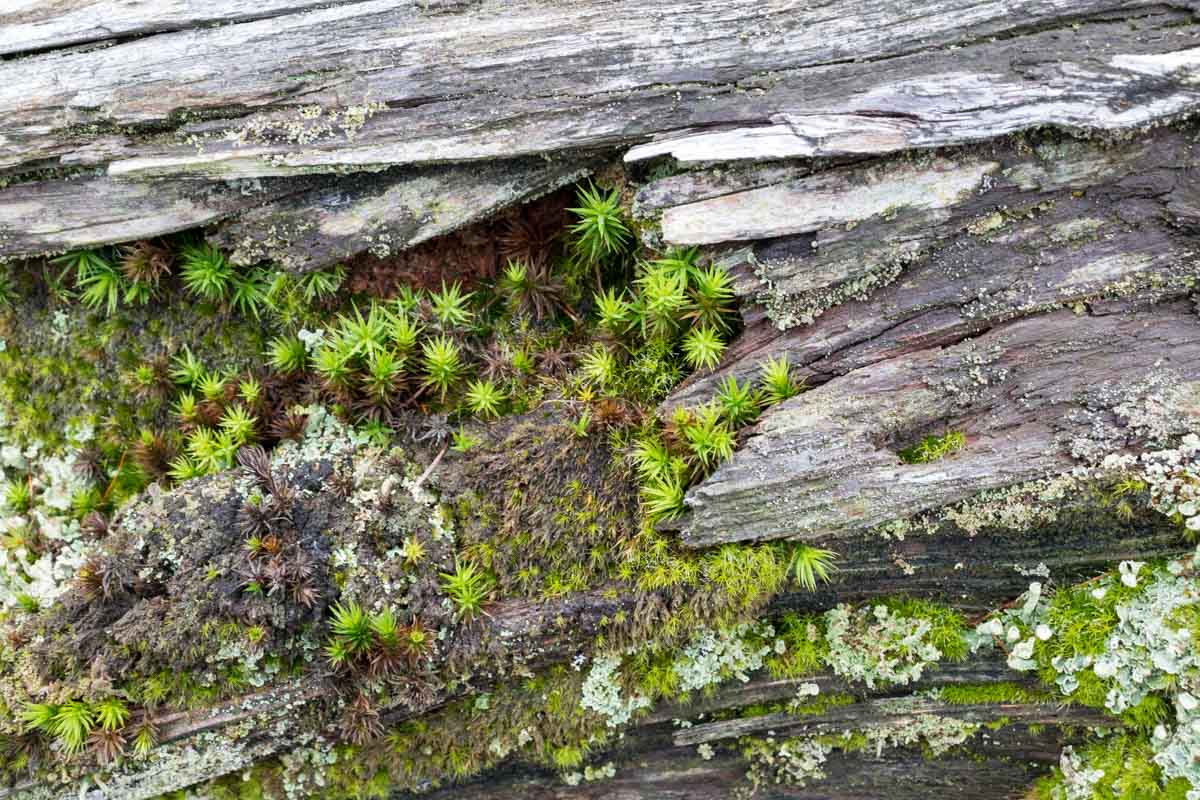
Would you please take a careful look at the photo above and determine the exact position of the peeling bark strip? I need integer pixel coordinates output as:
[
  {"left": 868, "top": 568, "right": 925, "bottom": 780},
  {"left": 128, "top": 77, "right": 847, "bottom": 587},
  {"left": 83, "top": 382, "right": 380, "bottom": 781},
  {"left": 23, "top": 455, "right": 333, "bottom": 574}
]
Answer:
[
  {"left": 6, "top": 1, "right": 1195, "bottom": 179},
  {"left": 677, "top": 302, "right": 1200, "bottom": 548},
  {"left": 209, "top": 155, "right": 596, "bottom": 270},
  {"left": 0, "top": 158, "right": 591, "bottom": 265},
  {"left": 0, "top": 174, "right": 324, "bottom": 256},
  {"left": 661, "top": 156, "right": 1000, "bottom": 244},
  {"left": 663, "top": 126, "right": 1200, "bottom": 406},
  {"left": 623, "top": 47, "right": 1200, "bottom": 167}
]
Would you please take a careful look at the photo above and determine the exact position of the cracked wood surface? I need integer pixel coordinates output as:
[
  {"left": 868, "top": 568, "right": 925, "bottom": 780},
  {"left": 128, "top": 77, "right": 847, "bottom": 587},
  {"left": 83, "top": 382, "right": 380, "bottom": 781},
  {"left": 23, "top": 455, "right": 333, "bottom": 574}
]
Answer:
[
  {"left": 656, "top": 128, "right": 1200, "bottom": 340},
  {"left": 409, "top": 732, "right": 1080, "bottom": 800},
  {"left": 674, "top": 695, "right": 1109, "bottom": 747},
  {"left": 208, "top": 155, "right": 595, "bottom": 270},
  {"left": 675, "top": 300, "right": 1200, "bottom": 548},
  {"left": 3, "top": 1, "right": 1200, "bottom": 265},
  {"left": 5, "top": 1, "right": 1194, "bottom": 178},
  {"left": 0, "top": 157, "right": 588, "bottom": 267},
  {"left": 653, "top": 127, "right": 1200, "bottom": 550},
  {"left": 405, "top": 650, "right": 1102, "bottom": 799},
  {"left": 0, "top": 1, "right": 377, "bottom": 56}
]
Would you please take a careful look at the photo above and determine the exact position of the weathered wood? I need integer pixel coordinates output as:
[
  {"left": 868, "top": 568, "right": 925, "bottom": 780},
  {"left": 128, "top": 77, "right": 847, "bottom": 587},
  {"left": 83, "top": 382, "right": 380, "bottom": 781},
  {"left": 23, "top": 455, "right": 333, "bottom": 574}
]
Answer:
[
  {"left": 657, "top": 128, "right": 1200, "bottom": 342},
  {"left": 5, "top": 3, "right": 1200, "bottom": 799},
  {"left": 675, "top": 301, "right": 1200, "bottom": 547},
  {"left": 0, "top": 173, "right": 323, "bottom": 256},
  {"left": 0, "top": 157, "right": 591, "bottom": 265},
  {"left": 771, "top": 506, "right": 1184, "bottom": 614},
  {"left": 659, "top": 156, "right": 999, "bottom": 245},
  {"left": 656, "top": 128, "right": 1200, "bottom": 552},
  {"left": 623, "top": 43, "right": 1200, "bottom": 167},
  {"left": 5, "top": 1, "right": 1192, "bottom": 179},
  {"left": 406, "top": 730, "right": 1079, "bottom": 800},
  {"left": 675, "top": 696, "right": 1109, "bottom": 747},
  {"left": 4, "top": 2, "right": 1200, "bottom": 266},
  {"left": 645, "top": 654, "right": 1039, "bottom": 727},
  {"left": 210, "top": 155, "right": 595, "bottom": 270},
  {"left": 0, "top": 1, "right": 374, "bottom": 56},
  {"left": 662, "top": 155, "right": 998, "bottom": 244}
]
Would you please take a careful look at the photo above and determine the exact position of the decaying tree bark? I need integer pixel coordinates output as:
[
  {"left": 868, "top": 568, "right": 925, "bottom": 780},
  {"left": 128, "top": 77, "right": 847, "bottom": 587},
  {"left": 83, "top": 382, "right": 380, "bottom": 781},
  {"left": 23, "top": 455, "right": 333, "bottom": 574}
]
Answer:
[
  {"left": 4, "top": 0, "right": 1200, "bottom": 263},
  {"left": 3, "top": 1, "right": 1200, "bottom": 799}
]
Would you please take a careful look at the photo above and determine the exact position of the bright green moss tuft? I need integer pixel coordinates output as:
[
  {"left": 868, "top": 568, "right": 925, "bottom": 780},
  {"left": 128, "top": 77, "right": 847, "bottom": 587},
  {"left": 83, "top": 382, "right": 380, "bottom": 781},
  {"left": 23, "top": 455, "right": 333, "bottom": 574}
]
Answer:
[
  {"left": 765, "top": 613, "right": 829, "bottom": 679},
  {"left": 899, "top": 431, "right": 967, "bottom": 464},
  {"left": 879, "top": 597, "right": 970, "bottom": 662},
  {"left": 936, "top": 682, "right": 1054, "bottom": 705}
]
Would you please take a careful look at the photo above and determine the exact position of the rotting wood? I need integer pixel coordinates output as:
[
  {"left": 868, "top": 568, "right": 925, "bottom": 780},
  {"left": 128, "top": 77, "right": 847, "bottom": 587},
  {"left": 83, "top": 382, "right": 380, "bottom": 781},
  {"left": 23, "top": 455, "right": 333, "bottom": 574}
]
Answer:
[
  {"left": 3, "top": 3, "right": 1200, "bottom": 798},
  {"left": 674, "top": 301, "right": 1200, "bottom": 548},
  {"left": 3, "top": 2, "right": 1200, "bottom": 267},
  {"left": 0, "top": 1, "right": 381, "bottom": 57}
]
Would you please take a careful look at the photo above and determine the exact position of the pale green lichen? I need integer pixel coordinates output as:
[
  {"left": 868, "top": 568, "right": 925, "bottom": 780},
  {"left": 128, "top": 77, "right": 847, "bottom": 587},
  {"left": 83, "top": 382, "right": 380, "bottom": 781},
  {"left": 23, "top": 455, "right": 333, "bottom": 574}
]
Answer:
[
  {"left": 863, "top": 698, "right": 979, "bottom": 757},
  {"left": 754, "top": 257, "right": 907, "bottom": 331},
  {"left": 674, "top": 623, "right": 777, "bottom": 693},
  {"left": 740, "top": 735, "right": 831, "bottom": 793},
  {"left": 1109, "top": 432, "right": 1200, "bottom": 533},
  {"left": 220, "top": 102, "right": 389, "bottom": 150},
  {"left": 580, "top": 652, "right": 651, "bottom": 727},
  {"left": 1053, "top": 745, "right": 1106, "bottom": 800},
  {"left": 823, "top": 603, "right": 944, "bottom": 689},
  {"left": 0, "top": 411, "right": 95, "bottom": 609},
  {"left": 974, "top": 554, "right": 1200, "bottom": 798},
  {"left": 562, "top": 760, "right": 616, "bottom": 786},
  {"left": 582, "top": 622, "right": 779, "bottom": 726}
]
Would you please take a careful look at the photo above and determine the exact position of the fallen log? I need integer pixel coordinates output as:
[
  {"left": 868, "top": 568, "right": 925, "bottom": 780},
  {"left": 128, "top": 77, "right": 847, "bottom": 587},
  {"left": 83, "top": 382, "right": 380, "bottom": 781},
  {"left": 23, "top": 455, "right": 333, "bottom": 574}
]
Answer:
[{"left": 3, "top": 2, "right": 1200, "bottom": 799}]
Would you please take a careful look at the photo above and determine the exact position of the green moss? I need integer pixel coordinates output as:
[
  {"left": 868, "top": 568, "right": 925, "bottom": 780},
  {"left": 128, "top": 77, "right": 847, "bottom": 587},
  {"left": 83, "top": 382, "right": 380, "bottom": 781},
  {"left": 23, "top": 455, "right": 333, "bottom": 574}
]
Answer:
[
  {"left": 790, "top": 692, "right": 856, "bottom": 716},
  {"left": 625, "top": 648, "right": 681, "bottom": 701},
  {"left": 1036, "top": 733, "right": 1190, "bottom": 800},
  {"left": 818, "top": 730, "right": 870, "bottom": 753},
  {"left": 878, "top": 597, "right": 969, "bottom": 662},
  {"left": 1119, "top": 693, "right": 1171, "bottom": 733},
  {"left": 1038, "top": 580, "right": 1139, "bottom": 660},
  {"left": 899, "top": 431, "right": 966, "bottom": 464},
  {"left": 936, "top": 682, "right": 1055, "bottom": 705},
  {"left": 698, "top": 544, "right": 790, "bottom": 618},
  {"left": 765, "top": 613, "right": 829, "bottom": 679}
]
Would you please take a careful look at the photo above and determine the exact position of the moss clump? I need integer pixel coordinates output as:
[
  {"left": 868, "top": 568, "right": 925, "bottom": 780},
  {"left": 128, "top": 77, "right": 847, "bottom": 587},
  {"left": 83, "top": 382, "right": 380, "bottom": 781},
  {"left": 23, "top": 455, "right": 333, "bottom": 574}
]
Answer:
[
  {"left": 0, "top": 251, "right": 271, "bottom": 458},
  {"left": 878, "top": 597, "right": 969, "bottom": 662},
  {"left": 899, "top": 431, "right": 967, "bottom": 464},
  {"left": 1035, "top": 734, "right": 1191, "bottom": 800},
  {"left": 765, "top": 612, "right": 829, "bottom": 679},
  {"left": 789, "top": 691, "right": 856, "bottom": 716},
  {"left": 191, "top": 664, "right": 611, "bottom": 799},
  {"left": 935, "top": 682, "right": 1055, "bottom": 705}
]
